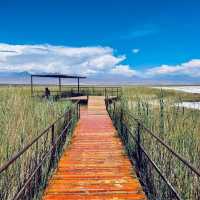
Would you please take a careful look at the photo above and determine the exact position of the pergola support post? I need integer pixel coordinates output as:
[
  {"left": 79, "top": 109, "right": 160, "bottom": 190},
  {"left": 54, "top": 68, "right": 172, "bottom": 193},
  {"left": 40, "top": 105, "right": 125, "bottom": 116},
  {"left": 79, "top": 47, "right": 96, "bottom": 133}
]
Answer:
[
  {"left": 78, "top": 77, "right": 80, "bottom": 95},
  {"left": 58, "top": 77, "right": 61, "bottom": 96}
]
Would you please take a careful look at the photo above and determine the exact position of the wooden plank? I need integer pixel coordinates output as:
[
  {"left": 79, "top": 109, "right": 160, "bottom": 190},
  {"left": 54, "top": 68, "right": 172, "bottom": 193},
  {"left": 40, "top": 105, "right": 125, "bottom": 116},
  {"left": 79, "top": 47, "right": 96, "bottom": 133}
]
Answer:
[{"left": 43, "top": 96, "right": 146, "bottom": 200}]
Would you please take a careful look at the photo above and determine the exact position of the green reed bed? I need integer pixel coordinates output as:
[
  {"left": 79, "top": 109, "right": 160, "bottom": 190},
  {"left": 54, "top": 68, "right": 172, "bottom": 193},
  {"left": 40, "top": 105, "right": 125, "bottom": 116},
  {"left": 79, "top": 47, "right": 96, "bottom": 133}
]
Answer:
[
  {"left": 0, "top": 87, "right": 73, "bottom": 200},
  {"left": 110, "top": 86, "right": 200, "bottom": 199}
]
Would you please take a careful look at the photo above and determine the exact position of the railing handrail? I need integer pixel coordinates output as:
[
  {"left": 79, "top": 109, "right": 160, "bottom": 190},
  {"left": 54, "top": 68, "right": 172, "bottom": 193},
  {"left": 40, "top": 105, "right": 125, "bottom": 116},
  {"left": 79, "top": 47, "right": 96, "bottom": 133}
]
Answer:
[
  {"left": 125, "top": 110, "right": 200, "bottom": 177},
  {"left": 33, "top": 87, "right": 122, "bottom": 93},
  {"left": 106, "top": 97, "right": 200, "bottom": 200},
  {"left": 119, "top": 119, "right": 182, "bottom": 199},
  {"left": 0, "top": 100, "right": 80, "bottom": 174},
  {"left": 32, "top": 86, "right": 122, "bottom": 88},
  {"left": 13, "top": 117, "right": 73, "bottom": 200}
]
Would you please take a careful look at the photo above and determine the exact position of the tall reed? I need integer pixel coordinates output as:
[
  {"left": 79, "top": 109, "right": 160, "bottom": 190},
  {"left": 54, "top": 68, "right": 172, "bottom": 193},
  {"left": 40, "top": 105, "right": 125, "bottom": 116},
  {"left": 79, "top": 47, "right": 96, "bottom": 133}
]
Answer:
[
  {"left": 110, "top": 86, "right": 200, "bottom": 199},
  {"left": 0, "top": 87, "right": 72, "bottom": 200}
]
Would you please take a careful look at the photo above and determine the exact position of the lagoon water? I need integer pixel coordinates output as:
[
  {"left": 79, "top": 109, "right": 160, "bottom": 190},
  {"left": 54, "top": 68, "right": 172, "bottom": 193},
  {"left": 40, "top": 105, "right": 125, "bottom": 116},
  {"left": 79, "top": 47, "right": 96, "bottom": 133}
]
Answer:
[
  {"left": 154, "top": 86, "right": 200, "bottom": 94},
  {"left": 176, "top": 102, "right": 200, "bottom": 110},
  {"left": 153, "top": 86, "right": 200, "bottom": 110}
]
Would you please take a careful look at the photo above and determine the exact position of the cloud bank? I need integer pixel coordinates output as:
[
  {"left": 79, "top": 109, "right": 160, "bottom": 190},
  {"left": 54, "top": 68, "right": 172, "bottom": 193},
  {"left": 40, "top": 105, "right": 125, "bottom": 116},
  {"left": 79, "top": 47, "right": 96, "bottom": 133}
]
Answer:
[
  {"left": 0, "top": 43, "right": 136, "bottom": 77},
  {"left": 0, "top": 43, "right": 200, "bottom": 83},
  {"left": 146, "top": 59, "right": 200, "bottom": 77}
]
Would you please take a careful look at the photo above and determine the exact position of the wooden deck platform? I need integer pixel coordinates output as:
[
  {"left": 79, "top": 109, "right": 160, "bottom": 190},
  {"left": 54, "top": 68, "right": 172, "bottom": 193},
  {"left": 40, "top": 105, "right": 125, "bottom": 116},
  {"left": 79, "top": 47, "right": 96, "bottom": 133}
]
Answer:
[
  {"left": 43, "top": 96, "right": 146, "bottom": 200},
  {"left": 60, "top": 96, "right": 88, "bottom": 102}
]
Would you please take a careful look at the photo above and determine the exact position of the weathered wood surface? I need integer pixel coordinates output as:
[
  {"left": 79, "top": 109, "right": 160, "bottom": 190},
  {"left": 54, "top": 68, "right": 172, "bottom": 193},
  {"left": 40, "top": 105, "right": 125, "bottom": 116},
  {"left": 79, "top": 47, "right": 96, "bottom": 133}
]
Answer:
[
  {"left": 63, "top": 96, "right": 88, "bottom": 100},
  {"left": 43, "top": 96, "right": 146, "bottom": 200}
]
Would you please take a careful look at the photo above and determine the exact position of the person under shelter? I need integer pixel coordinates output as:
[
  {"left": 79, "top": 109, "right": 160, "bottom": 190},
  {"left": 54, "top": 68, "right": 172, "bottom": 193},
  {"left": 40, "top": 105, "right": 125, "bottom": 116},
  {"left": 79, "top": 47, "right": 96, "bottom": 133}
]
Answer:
[{"left": 45, "top": 87, "right": 51, "bottom": 99}]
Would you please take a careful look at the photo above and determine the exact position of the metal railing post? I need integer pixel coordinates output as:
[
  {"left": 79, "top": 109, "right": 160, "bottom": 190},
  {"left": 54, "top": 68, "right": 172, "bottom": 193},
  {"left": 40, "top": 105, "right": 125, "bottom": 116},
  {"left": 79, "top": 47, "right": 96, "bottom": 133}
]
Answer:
[
  {"left": 79, "top": 103, "right": 80, "bottom": 119},
  {"left": 51, "top": 124, "right": 56, "bottom": 165},
  {"left": 76, "top": 102, "right": 80, "bottom": 120},
  {"left": 93, "top": 87, "right": 95, "bottom": 95},
  {"left": 113, "top": 101, "right": 116, "bottom": 122},
  {"left": 120, "top": 107, "right": 123, "bottom": 134},
  {"left": 87, "top": 88, "right": 89, "bottom": 96},
  {"left": 125, "top": 125, "right": 128, "bottom": 144},
  {"left": 137, "top": 122, "right": 142, "bottom": 169},
  {"left": 71, "top": 88, "right": 73, "bottom": 96},
  {"left": 105, "top": 97, "right": 108, "bottom": 110},
  {"left": 69, "top": 108, "right": 72, "bottom": 130},
  {"left": 76, "top": 102, "right": 79, "bottom": 121}
]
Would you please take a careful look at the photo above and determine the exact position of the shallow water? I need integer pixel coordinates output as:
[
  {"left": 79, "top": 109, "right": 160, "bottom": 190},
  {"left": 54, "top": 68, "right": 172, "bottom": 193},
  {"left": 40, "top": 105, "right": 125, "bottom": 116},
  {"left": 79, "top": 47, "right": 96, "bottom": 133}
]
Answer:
[
  {"left": 153, "top": 86, "right": 200, "bottom": 94},
  {"left": 152, "top": 86, "right": 200, "bottom": 110},
  {"left": 176, "top": 102, "right": 200, "bottom": 110}
]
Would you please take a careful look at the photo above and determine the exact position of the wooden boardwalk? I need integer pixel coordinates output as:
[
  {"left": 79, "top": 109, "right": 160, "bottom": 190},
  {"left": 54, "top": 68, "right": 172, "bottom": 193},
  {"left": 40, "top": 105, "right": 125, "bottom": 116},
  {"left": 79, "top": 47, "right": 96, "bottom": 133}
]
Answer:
[{"left": 43, "top": 96, "right": 146, "bottom": 200}]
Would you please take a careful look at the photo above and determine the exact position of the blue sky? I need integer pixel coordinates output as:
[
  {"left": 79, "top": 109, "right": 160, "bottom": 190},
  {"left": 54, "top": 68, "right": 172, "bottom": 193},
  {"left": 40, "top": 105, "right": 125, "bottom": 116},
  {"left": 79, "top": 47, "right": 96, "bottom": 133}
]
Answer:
[{"left": 0, "top": 0, "right": 200, "bottom": 83}]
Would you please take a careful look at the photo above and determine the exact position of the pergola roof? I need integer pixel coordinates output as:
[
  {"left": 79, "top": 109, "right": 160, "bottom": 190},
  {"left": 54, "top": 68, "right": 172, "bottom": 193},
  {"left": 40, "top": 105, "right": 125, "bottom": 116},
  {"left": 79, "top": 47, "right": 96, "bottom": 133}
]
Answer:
[{"left": 31, "top": 74, "right": 86, "bottom": 79}]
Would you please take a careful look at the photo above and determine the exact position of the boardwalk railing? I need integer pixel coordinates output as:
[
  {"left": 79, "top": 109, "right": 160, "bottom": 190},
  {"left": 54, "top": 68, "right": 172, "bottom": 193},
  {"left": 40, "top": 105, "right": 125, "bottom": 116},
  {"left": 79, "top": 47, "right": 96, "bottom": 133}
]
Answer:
[
  {"left": 105, "top": 98, "right": 200, "bottom": 200},
  {"left": 33, "top": 86, "right": 122, "bottom": 99},
  {"left": 0, "top": 101, "right": 80, "bottom": 200}
]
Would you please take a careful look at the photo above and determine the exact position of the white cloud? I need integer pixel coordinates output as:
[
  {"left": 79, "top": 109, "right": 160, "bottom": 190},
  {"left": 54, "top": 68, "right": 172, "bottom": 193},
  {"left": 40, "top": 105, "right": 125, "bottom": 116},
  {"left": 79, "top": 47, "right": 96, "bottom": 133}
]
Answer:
[
  {"left": 146, "top": 59, "right": 200, "bottom": 77},
  {"left": 132, "top": 49, "right": 140, "bottom": 54},
  {"left": 121, "top": 24, "right": 159, "bottom": 39},
  {"left": 1, "top": 43, "right": 200, "bottom": 81},
  {"left": 0, "top": 43, "right": 135, "bottom": 77},
  {"left": 111, "top": 65, "right": 138, "bottom": 77}
]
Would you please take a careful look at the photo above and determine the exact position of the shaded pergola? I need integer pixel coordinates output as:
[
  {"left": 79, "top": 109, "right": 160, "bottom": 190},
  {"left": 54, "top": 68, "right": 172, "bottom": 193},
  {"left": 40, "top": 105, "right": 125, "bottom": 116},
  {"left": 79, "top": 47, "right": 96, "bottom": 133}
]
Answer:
[{"left": 31, "top": 74, "right": 86, "bottom": 96}]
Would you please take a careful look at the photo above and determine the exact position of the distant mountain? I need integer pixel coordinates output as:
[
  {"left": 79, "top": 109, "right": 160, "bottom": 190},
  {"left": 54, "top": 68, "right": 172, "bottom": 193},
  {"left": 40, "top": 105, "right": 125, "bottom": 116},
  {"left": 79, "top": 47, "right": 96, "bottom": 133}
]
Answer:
[
  {"left": 0, "top": 71, "right": 31, "bottom": 77},
  {"left": 0, "top": 71, "right": 30, "bottom": 84},
  {"left": 0, "top": 71, "right": 199, "bottom": 85}
]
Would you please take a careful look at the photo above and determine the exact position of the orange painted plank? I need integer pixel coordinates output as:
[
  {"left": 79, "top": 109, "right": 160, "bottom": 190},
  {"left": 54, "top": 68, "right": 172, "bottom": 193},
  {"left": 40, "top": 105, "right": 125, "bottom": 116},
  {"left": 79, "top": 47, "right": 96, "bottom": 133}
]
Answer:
[{"left": 43, "top": 96, "right": 146, "bottom": 200}]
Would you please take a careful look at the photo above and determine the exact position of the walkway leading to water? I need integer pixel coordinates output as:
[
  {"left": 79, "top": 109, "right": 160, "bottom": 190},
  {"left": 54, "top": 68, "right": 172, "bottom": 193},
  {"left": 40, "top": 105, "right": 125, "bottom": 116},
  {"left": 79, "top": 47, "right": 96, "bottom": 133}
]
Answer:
[{"left": 43, "top": 96, "right": 146, "bottom": 200}]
